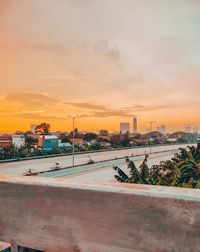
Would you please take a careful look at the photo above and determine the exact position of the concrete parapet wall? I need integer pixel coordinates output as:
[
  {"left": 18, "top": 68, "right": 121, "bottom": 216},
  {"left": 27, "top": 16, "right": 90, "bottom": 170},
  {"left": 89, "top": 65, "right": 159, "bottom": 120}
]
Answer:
[{"left": 0, "top": 176, "right": 200, "bottom": 252}]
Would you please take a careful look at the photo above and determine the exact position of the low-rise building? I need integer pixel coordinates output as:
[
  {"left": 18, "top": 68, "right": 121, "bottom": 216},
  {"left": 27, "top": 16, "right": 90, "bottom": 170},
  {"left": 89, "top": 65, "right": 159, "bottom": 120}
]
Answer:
[
  {"left": 157, "top": 125, "right": 166, "bottom": 135},
  {"left": 12, "top": 135, "right": 25, "bottom": 148},
  {"left": 167, "top": 138, "right": 178, "bottom": 143},
  {"left": 38, "top": 135, "right": 59, "bottom": 150},
  {"left": 99, "top": 141, "right": 112, "bottom": 149},
  {"left": 58, "top": 140, "right": 72, "bottom": 149},
  {"left": 0, "top": 135, "right": 12, "bottom": 148}
]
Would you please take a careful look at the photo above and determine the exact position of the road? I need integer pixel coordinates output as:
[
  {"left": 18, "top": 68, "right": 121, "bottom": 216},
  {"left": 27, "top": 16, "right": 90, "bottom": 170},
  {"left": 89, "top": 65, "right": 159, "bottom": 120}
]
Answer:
[
  {"left": 41, "top": 151, "right": 176, "bottom": 182},
  {"left": 0, "top": 143, "right": 194, "bottom": 176}
]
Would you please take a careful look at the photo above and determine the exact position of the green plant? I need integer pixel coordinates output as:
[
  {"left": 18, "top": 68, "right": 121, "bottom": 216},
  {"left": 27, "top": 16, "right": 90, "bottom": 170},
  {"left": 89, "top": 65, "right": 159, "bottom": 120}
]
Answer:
[{"left": 113, "top": 145, "right": 200, "bottom": 189}]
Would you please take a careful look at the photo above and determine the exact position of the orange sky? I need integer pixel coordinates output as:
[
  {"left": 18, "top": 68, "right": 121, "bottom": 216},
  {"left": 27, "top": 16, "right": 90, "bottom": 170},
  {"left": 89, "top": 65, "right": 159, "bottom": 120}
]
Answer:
[{"left": 0, "top": 0, "right": 200, "bottom": 133}]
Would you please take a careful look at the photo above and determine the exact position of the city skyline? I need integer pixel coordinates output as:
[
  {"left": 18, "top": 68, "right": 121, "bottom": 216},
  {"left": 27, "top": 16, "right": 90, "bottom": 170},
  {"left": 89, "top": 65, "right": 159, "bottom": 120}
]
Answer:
[
  {"left": 0, "top": 0, "right": 200, "bottom": 132},
  {"left": 1, "top": 119, "right": 199, "bottom": 135}
]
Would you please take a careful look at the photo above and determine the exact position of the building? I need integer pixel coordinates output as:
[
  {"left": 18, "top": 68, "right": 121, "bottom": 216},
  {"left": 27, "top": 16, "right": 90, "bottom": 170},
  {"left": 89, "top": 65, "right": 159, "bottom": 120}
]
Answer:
[
  {"left": 133, "top": 116, "right": 138, "bottom": 133},
  {"left": 0, "top": 135, "right": 25, "bottom": 149},
  {"left": 58, "top": 140, "right": 72, "bottom": 149},
  {"left": 166, "top": 137, "right": 178, "bottom": 143},
  {"left": 0, "top": 135, "right": 12, "bottom": 148},
  {"left": 185, "top": 125, "right": 191, "bottom": 133},
  {"left": 157, "top": 125, "right": 166, "bottom": 135},
  {"left": 193, "top": 126, "right": 199, "bottom": 134},
  {"left": 185, "top": 125, "right": 199, "bottom": 134},
  {"left": 120, "top": 122, "right": 130, "bottom": 134},
  {"left": 38, "top": 135, "right": 59, "bottom": 150},
  {"left": 12, "top": 135, "right": 25, "bottom": 148}
]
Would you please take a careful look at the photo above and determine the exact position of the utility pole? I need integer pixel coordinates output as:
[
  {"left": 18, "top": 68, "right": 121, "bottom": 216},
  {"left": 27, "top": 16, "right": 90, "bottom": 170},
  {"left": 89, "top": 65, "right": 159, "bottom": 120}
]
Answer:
[
  {"left": 145, "top": 121, "right": 156, "bottom": 154},
  {"left": 72, "top": 116, "right": 75, "bottom": 166},
  {"left": 68, "top": 115, "right": 80, "bottom": 166},
  {"left": 145, "top": 121, "right": 156, "bottom": 132}
]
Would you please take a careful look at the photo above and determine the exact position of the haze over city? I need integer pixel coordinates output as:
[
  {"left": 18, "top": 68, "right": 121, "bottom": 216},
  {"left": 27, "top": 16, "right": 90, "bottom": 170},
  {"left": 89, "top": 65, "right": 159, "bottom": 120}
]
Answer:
[{"left": 0, "top": 0, "right": 200, "bottom": 132}]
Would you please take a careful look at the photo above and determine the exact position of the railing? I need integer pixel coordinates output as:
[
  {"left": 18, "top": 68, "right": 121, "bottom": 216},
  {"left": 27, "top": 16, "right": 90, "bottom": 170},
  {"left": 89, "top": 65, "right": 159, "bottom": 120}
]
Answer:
[
  {"left": 0, "top": 142, "right": 196, "bottom": 164},
  {"left": 1, "top": 176, "right": 200, "bottom": 251}
]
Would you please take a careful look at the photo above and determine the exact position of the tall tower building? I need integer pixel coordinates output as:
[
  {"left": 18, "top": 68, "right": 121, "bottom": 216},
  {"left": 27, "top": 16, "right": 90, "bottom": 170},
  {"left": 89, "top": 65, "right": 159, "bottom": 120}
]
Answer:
[{"left": 133, "top": 116, "right": 138, "bottom": 133}]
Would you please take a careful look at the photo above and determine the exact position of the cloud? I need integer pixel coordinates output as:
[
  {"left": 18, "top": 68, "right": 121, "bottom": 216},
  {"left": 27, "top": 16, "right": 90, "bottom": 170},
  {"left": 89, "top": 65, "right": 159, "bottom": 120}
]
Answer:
[
  {"left": 0, "top": 0, "right": 12, "bottom": 10},
  {"left": 124, "top": 104, "right": 180, "bottom": 112},
  {"left": 94, "top": 40, "right": 121, "bottom": 62},
  {"left": 188, "top": 0, "right": 200, "bottom": 5},
  {"left": 21, "top": 110, "right": 45, "bottom": 114},
  {"left": 0, "top": 0, "right": 200, "bottom": 132},
  {"left": 18, "top": 42, "right": 65, "bottom": 55},
  {"left": 0, "top": 41, "right": 66, "bottom": 55},
  {"left": 6, "top": 93, "right": 59, "bottom": 107},
  {"left": 67, "top": 102, "right": 108, "bottom": 111},
  {"left": 67, "top": 102, "right": 132, "bottom": 117},
  {"left": 90, "top": 110, "right": 132, "bottom": 118},
  {"left": 17, "top": 112, "right": 65, "bottom": 121},
  {"left": 59, "top": 0, "right": 94, "bottom": 8}
]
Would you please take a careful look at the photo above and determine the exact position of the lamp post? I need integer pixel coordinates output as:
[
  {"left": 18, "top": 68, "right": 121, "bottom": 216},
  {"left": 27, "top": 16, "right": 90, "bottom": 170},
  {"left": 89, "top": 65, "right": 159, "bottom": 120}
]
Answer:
[
  {"left": 68, "top": 115, "right": 80, "bottom": 166},
  {"left": 145, "top": 121, "right": 156, "bottom": 155},
  {"left": 149, "top": 137, "right": 153, "bottom": 154}
]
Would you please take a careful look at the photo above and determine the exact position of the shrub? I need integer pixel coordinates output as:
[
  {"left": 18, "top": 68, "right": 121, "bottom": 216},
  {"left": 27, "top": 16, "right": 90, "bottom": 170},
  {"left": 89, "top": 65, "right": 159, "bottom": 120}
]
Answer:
[{"left": 113, "top": 145, "right": 200, "bottom": 189}]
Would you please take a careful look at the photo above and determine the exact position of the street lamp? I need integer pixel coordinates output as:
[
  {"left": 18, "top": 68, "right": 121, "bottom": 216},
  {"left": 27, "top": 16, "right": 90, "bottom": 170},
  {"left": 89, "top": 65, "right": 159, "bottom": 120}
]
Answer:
[
  {"left": 68, "top": 114, "right": 80, "bottom": 166},
  {"left": 149, "top": 137, "right": 153, "bottom": 154},
  {"left": 145, "top": 121, "right": 156, "bottom": 155}
]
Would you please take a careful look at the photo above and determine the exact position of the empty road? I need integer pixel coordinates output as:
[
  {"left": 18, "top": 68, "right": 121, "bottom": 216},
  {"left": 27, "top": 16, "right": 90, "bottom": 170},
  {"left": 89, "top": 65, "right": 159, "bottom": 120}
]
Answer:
[
  {"left": 42, "top": 151, "right": 176, "bottom": 182},
  {"left": 0, "top": 143, "right": 194, "bottom": 176}
]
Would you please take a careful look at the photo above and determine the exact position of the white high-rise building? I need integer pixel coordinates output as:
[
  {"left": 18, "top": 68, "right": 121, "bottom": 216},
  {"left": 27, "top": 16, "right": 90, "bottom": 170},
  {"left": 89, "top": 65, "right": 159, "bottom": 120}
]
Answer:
[
  {"left": 157, "top": 125, "right": 166, "bottom": 135},
  {"left": 193, "top": 126, "right": 199, "bottom": 134},
  {"left": 185, "top": 125, "right": 191, "bottom": 133},
  {"left": 120, "top": 122, "right": 130, "bottom": 134},
  {"left": 185, "top": 125, "right": 199, "bottom": 134}
]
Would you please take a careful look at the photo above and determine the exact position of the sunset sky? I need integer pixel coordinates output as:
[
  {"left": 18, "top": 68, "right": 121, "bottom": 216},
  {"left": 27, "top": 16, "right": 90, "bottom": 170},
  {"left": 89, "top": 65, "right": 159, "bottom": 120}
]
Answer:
[{"left": 0, "top": 0, "right": 200, "bottom": 133}]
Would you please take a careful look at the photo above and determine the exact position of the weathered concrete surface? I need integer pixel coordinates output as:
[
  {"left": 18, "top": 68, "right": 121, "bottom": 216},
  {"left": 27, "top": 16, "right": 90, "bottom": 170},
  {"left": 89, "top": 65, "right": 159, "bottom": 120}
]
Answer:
[{"left": 1, "top": 176, "right": 200, "bottom": 252}]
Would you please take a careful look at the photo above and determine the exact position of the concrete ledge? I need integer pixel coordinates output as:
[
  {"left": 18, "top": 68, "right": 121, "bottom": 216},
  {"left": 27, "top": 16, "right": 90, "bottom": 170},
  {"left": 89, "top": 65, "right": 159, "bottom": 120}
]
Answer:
[{"left": 0, "top": 176, "right": 200, "bottom": 252}]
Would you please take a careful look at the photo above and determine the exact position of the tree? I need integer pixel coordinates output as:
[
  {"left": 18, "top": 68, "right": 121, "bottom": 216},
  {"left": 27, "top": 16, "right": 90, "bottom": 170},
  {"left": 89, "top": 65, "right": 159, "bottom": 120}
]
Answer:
[
  {"left": 89, "top": 141, "right": 101, "bottom": 150},
  {"left": 14, "top": 130, "right": 24, "bottom": 135},
  {"left": 36, "top": 123, "right": 51, "bottom": 134},
  {"left": 59, "top": 133, "right": 70, "bottom": 143},
  {"left": 69, "top": 128, "right": 83, "bottom": 138},
  {"left": 99, "top": 129, "right": 109, "bottom": 136},
  {"left": 110, "top": 134, "right": 122, "bottom": 147},
  {"left": 25, "top": 135, "right": 37, "bottom": 147},
  {"left": 121, "top": 132, "right": 131, "bottom": 147},
  {"left": 83, "top": 133, "right": 98, "bottom": 142}
]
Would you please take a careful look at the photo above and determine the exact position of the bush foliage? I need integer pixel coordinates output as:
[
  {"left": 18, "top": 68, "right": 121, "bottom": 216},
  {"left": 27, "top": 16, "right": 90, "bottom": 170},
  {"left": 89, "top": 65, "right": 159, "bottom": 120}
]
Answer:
[{"left": 113, "top": 145, "right": 200, "bottom": 188}]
